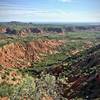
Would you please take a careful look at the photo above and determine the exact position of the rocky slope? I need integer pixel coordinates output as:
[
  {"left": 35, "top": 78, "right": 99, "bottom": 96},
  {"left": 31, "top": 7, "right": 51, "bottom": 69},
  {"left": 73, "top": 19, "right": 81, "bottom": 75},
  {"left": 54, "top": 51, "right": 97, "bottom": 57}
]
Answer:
[
  {"left": 0, "top": 27, "right": 64, "bottom": 36},
  {"left": 0, "top": 40, "right": 63, "bottom": 68},
  {"left": 43, "top": 44, "right": 100, "bottom": 99}
]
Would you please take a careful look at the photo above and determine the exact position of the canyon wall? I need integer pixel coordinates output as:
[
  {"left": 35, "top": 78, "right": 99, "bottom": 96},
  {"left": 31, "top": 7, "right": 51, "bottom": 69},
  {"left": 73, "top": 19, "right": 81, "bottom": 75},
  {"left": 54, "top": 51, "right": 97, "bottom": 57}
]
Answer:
[
  {"left": 1, "top": 24, "right": 100, "bottom": 36},
  {"left": 0, "top": 40, "right": 63, "bottom": 67}
]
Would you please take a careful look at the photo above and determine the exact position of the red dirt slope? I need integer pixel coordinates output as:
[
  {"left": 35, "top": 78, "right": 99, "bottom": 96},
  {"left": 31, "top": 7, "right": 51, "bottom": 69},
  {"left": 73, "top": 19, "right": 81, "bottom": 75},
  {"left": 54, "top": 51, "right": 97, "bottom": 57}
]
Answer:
[{"left": 0, "top": 40, "right": 63, "bottom": 68}]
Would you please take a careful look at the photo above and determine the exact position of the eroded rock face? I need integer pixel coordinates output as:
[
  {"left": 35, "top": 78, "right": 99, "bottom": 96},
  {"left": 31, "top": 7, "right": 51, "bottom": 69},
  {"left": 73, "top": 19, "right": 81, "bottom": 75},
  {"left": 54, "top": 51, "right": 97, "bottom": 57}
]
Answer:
[
  {"left": 41, "top": 94, "right": 53, "bottom": 100},
  {"left": 17, "top": 28, "right": 64, "bottom": 36},
  {"left": 43, "top": 28, "right": 64, "bottom": 35},
  {"left": 0, "top": 27, "right": 7, "bottom": 33},
  {"left": 18, "top": 28, "right": 42, "bottom": 36},
  {"left": 6, "top": 28, "right": 17, "bottom": 34},
  {"left": 0, "top": 40, "right": 63, "bottom": 68},
  {"left": 0, "top": 26, "right": 64, "bottom": 36}
]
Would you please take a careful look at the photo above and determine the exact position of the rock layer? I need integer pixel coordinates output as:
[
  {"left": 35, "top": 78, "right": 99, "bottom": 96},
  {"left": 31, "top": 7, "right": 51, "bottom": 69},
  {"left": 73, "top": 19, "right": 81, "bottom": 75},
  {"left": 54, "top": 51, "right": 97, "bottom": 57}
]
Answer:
[{"left": 0, "top": 40, "right": 63, "bottom": 67}]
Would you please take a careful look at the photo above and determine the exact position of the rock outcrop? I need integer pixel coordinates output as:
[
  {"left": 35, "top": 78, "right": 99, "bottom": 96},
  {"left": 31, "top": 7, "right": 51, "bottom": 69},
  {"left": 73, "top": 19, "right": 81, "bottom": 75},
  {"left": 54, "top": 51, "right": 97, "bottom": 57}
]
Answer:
[
  {"left": 0, "top": 27, "right": 64, "bottom": 36},
  {"left": 0, "top": 40, "right": 63, "bottom": 68},
  {"left": 0, "top": 27, "right": 7, "bottom": 33}
]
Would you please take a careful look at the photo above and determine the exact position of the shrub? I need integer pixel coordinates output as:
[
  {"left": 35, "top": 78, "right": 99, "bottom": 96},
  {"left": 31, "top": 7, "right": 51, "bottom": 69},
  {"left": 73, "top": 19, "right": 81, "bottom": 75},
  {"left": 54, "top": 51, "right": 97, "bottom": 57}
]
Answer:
[
  {"left": 34, "top": 74, "right": 66, "bottom": 100},
  {"left": 0, "top": 83, "right": 14, "bottom": 97},
  {"left": 10, "top": 74, "right": 35, "bottom": 100}
]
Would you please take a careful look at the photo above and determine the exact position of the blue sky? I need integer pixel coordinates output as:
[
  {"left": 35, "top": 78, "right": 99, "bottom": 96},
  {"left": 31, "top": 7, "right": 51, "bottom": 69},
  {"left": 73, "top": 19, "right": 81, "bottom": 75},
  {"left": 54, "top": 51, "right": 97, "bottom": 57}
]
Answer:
[{"left": 0, "top": 0, "right": 100, "bottom": 22}]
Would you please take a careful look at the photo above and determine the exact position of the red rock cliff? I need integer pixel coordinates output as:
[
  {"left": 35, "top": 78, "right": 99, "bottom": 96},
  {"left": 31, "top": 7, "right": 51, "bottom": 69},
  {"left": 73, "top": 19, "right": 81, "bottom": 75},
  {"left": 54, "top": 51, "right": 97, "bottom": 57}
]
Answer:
[{"left": 0, "top": 40, "right": 63, "bottom": 68}]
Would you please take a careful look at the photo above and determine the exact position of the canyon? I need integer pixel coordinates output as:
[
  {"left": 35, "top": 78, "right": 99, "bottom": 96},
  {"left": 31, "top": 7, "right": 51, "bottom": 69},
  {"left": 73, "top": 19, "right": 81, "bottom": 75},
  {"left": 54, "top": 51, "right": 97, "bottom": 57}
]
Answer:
[{"left": 0, "top": 22, "right": 100, "bottom": 36}]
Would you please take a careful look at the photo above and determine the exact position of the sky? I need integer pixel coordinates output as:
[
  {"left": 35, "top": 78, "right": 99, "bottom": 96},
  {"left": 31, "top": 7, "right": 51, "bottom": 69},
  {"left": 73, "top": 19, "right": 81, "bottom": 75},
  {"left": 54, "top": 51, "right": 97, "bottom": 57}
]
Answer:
[{"left": 0, "top": 0, "right": 100, "bottom": 22}]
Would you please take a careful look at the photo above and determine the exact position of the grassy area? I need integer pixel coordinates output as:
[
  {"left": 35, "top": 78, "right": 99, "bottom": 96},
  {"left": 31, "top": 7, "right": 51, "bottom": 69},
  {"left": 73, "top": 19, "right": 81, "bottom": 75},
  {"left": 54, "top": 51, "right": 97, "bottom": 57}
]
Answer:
[
  {"left": 66, "top": 32, "right": 97, "bottom": 39},
  {"left": 0, "top": 34, "right": 65, "bottom": 47}
]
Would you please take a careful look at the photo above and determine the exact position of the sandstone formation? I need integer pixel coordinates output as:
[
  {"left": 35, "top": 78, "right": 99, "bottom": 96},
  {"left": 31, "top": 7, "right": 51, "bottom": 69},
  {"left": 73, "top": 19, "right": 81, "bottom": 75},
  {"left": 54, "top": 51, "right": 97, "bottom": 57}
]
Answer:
[{"left": 0, "top": 40, "right": 63, "bottom": 67}]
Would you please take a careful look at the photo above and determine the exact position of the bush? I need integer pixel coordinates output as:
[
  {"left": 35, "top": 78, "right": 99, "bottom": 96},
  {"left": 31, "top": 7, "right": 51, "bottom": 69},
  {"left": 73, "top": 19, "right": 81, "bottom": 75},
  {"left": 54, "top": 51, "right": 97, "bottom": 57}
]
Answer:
[
  {"left": 34, "top": 74, "right": 66, "bottom": 100},
  {"left": 0, "top": 83, "right": 14, "bottom": 97},
  {"left": 10, "top": 74, "right": 35, "bottom": 100}
]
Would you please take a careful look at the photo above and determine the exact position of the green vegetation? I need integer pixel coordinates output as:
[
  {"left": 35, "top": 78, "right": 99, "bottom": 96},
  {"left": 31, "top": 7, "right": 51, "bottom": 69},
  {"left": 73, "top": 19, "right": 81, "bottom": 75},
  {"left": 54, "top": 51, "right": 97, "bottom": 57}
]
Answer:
[
  {"left": 0, "top": 22, "right": 65, "bottom": 30},
  {"left": 67, "top": 32, "right": 97, "bottom": 39},
  {"left": 0, "top": 83, "right": 14, "bottom": 97}
]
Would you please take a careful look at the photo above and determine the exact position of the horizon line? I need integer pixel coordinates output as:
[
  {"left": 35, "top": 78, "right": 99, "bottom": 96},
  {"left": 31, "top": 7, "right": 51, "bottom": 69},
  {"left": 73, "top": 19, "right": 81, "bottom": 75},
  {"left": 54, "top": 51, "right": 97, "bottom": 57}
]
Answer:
[{"left": 0, "top": 21, "right": 100, "bottom": 24}]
